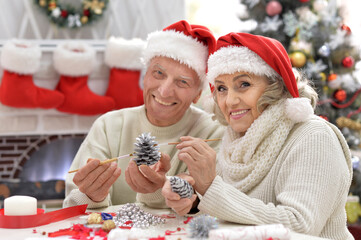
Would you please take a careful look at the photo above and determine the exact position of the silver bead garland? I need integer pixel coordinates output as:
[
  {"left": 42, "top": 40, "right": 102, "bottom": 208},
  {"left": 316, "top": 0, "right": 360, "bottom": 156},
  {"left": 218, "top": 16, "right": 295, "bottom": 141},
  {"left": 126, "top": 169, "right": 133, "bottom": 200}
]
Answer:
[
  {"left": 115, "top": 203, "right": 166, "bottom": 229},
  {"left": 170, "top": 176, "right": 194, "bottom": 199},
  {"left": 133, "top": 132, "right": 161, "bottom": 166}
]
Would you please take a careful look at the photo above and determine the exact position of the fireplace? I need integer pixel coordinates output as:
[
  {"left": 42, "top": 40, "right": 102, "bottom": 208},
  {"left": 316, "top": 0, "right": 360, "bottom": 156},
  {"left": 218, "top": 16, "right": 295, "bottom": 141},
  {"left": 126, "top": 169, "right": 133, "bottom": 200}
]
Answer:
[{"left": 0, "top": 40, "right": 109, "bottom": 207}]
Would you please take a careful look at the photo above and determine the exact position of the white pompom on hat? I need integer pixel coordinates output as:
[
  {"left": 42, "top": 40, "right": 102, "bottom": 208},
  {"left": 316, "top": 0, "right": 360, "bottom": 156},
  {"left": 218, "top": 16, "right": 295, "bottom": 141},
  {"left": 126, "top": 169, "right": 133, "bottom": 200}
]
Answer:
[{"left": 143, "top": 20, "right": 216, "bottom": 89}]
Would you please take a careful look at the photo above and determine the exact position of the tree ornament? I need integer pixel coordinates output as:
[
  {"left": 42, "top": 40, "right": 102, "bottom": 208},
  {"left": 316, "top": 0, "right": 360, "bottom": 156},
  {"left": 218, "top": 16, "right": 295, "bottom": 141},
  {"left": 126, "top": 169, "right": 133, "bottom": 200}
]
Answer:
[
  {"left": 342, "top": 56, "right": 355, "bottom": 68},
  {"left": 318, "top": 45, "right": 331, "bottom": 57},
  {"left": 328, "top": 73, "right": 338, "bottom": 81},
  {"left": 333, "top": 89, "right": 347, "bottom": 102},
  {"left": 336, "top": 117, "right": 361, "bottom": 131},
  {"left": 133, "top": 133, "right": 161, "bottom": 166},
  {"left": 319, "top": 72, "right": 326, "bottom": 81},
  {"left": 34, "top": 0, "right": 108, "bottom": 29},
  {"left": 170, "top": 176, "right": 194, "bottom": 199},
  {"left": 266, "top": 1, "right": 282, "bottom": 17},
  {"left": 188, "top": 215, "right": 219, "bottom": 239},
  {"left": 290, "top": 51, "right": 307, "bottom": 68},
  {"left": 341, "top": 24, "right": 352, "bottom": 35}
]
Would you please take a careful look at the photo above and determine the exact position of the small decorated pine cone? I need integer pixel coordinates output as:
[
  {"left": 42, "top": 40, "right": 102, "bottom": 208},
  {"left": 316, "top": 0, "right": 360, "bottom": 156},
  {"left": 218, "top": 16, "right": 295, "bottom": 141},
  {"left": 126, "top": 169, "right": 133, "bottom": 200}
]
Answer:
[
  {"left": 102, "top": 220, "right": 116, "bottom": 232},
  {"left": 87, "top": 212, "right": 102, "bottom": 224},
  {"left": 170, "top": 176, "right": 194, "bottom": 199},
  {"left": 133, "top": 132, "right": 161, "bottom": 166}
]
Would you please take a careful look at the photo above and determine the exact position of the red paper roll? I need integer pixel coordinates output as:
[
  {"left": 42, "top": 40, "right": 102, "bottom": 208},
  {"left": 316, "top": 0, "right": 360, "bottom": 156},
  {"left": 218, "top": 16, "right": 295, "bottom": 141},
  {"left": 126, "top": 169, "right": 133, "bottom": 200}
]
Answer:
[{"left": 0, "top": 204, "right": 87, "bottom": 229}]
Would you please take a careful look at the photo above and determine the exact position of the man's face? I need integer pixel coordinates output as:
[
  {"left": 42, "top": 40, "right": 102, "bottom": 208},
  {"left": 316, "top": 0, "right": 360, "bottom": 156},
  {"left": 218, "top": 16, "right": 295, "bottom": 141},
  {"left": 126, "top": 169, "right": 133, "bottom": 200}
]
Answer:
[{"left": 143, "top": 56, "right": 202, "bottom": 127}]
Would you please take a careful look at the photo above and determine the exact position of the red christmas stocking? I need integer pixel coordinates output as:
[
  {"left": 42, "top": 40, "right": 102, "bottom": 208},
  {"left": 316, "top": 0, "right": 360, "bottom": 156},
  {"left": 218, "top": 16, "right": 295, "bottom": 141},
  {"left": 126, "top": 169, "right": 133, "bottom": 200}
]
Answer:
[
  {"left": 0, "top": 40, "right": 64, "bottom": 109},
  {"left": 104, "top": 37, "right": 145, "bottom": 109},
  {"left": 53, "top": 42, "right": 115, "bottom": 115}
]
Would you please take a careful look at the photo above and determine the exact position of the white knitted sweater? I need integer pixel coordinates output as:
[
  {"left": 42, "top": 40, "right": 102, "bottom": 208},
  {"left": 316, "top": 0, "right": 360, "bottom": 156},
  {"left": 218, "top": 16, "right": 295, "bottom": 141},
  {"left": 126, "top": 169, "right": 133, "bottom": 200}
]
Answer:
[
  {"left": 63, "top": 105, "right": 224, "bottom": 209},
  {"left": 198, "top": 100, "right": 353, "bottom": 240}
]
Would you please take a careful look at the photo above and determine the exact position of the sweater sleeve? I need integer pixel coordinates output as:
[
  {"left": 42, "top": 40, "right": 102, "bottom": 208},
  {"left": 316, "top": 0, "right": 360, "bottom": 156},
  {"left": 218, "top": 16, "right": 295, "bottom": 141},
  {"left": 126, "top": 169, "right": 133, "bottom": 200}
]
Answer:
[
  {"left": 63, "top": 115, "right": 114, "bottom": 209},
  {"left": 198, "top": 124, "right": 351, "bottom": 236}
]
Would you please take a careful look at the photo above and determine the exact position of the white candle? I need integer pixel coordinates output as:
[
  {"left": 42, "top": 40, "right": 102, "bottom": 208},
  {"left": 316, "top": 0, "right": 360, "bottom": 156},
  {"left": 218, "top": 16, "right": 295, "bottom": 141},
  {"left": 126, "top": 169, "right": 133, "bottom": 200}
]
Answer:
[{"left": 4, "top": 195, "right": 37, "bottom": 216}]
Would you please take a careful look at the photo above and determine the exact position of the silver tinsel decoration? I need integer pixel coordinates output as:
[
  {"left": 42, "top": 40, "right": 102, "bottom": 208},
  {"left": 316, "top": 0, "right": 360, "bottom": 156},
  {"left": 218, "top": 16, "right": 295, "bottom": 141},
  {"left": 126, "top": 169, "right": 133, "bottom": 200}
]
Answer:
[
  {"left": 188, "top": 214, "right": 219, "bottom": 239},
  {"left": 115, "top": 203, "right": 166, "bottom": 229},
  {"left": 170, "top": 176, "right": 194, "bottom": 199},
  {"left": 133, "top": 132, "right": 161, "bottom": 166}
]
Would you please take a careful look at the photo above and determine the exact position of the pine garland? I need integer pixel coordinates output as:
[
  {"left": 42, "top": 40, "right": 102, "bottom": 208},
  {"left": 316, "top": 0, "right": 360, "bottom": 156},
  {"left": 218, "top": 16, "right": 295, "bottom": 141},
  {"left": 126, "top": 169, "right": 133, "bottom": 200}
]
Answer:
[{"left": 34, "top": 0, "right": 108, "bottom": 29}]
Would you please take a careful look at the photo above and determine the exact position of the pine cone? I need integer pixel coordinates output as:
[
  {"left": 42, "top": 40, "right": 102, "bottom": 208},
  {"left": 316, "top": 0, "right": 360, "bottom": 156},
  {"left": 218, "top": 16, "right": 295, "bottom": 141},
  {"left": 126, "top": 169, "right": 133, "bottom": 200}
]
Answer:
[
  {"left": 133, "top": 132, "right": 161, "bottom": 166},
  {"left": 170, "top": 176, "right": 194, "bottom": 199}
]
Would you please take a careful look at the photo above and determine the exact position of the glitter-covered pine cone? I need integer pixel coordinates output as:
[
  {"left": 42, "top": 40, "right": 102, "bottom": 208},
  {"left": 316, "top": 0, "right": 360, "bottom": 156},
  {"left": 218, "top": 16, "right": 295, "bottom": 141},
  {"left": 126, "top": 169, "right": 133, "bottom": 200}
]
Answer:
[
  {"left": 133, "top": 132, "right": 161, "bottom": 166},
  {"left": 170, "top": 176, "right": 194, "bottom": 199}
]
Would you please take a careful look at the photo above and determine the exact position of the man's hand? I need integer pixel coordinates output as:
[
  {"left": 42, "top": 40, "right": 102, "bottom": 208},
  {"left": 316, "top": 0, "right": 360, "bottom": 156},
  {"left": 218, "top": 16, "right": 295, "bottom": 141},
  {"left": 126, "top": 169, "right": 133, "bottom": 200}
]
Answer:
[
  {"left": 125, "top": 153, "right": 171, "bottom": 194},
  {"left": 73, "top": 158, "right": 121, "bottom": 202},
  {"left": 162, "top": 173, "right": 197, "bottom": 216}
]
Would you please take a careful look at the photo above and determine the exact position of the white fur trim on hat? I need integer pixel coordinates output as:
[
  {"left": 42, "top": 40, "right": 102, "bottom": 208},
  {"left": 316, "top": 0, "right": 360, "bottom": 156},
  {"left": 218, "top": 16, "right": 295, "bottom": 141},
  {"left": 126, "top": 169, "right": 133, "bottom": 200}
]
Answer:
[
  {"left": 143, "top": 30, "right": 208, "bottom": 87},
  {"left": 53, "top": 41, "right": 95, "bottom": 76},
  {"left": 1, "top": 39, "right": 41, "bottom": 74},
  {"left": 285, "top": 97, "right": 314, "bottom": 123},
  {"left": 207, "top": 46, "right": 279, "bottom": 84},
  {"left": 105, "top": 36, "right": 146, "bottom": 70}
]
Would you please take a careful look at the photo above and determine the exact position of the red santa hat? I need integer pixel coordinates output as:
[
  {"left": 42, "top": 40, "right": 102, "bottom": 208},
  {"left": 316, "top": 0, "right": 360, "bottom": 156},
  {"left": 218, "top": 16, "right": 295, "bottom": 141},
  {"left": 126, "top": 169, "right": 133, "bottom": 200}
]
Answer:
[
  {"left": 143, "top": 20, "right": 216, "bottom": 89},
  {"left": 207, "top": 32, "right": 299, "bottom": 98},
  {"left": 206, "top": 33, "right": 315, "bottom": 123}
]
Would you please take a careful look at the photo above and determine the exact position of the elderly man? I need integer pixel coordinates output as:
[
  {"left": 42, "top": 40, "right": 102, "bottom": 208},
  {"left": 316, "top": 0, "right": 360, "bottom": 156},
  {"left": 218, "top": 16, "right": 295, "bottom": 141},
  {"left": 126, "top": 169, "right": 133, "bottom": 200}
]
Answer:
[{"left": 63, "top": 20, "right": 224, "bottom": 209}]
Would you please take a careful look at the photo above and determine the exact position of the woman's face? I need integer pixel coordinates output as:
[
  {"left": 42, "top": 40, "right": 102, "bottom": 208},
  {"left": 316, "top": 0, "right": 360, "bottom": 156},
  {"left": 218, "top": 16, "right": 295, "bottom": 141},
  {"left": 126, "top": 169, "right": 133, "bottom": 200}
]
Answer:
[{"left": 214, "top": 71, "right": 269, "bottom": 135}]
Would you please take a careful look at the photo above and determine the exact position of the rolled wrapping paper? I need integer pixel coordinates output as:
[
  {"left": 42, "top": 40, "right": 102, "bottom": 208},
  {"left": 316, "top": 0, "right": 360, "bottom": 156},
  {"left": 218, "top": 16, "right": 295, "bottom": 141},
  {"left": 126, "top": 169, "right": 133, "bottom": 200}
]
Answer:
[
  {"left": 208, "top": 224, "right": 291, "bottom": 240},
  {"left": 4, "top": 195, "right": 37, "bottom": 216}
]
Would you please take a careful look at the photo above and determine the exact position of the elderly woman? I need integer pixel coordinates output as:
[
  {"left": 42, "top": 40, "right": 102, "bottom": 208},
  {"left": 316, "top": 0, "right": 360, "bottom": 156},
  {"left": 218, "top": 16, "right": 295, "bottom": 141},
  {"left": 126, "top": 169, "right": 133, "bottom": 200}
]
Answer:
[{"left": 161, "top": 33, "right": 353, "bottom": 240}]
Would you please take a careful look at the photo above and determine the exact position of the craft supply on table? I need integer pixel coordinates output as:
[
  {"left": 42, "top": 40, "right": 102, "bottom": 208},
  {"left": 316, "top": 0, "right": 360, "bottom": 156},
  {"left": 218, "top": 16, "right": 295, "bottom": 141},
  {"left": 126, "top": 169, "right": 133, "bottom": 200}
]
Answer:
[{"left": 170, "top": 176, "right": 194, "bottom": 199}]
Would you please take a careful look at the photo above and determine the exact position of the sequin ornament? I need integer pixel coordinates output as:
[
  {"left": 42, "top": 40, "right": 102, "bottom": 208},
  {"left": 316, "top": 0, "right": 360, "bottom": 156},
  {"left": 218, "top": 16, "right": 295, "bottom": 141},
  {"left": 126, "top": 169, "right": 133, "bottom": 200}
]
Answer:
[
  {"left": 115, "top": 203, "right": 166, "bottom": 229},
  {"left": 170, "top": 176, "right": 194, "bottom": 199},
  {"left": 188, "top": 214, "right": 219, "bottom": 239},
  {"left": 133, "top": 132, "right": 161, "bottom": 166}
]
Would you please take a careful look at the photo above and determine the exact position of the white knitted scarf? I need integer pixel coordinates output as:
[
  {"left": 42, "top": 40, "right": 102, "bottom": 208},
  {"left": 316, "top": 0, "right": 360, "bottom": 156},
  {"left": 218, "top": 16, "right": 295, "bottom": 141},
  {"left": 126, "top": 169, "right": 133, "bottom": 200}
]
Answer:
[{"left": 218, "top": 99, "right": 295, "bottom": 193}]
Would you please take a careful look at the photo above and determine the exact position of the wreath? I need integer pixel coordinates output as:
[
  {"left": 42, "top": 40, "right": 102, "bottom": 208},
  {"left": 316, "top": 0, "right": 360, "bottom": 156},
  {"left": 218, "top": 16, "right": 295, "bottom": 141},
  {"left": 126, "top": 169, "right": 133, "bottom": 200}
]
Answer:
[{"left": 34, "top": 0, "right": 108, "bottom": 29}]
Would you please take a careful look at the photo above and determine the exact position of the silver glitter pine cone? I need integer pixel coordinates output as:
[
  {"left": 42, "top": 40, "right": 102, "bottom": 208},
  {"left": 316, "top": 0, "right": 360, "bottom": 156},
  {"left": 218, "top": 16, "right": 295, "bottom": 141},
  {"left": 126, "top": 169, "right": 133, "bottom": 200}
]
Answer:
[
  {"left": 170, "top": 176, "right": 194, "bottom": 199},
  {"left": 133, "top": 132, "right": 161, "bottom": 166}
]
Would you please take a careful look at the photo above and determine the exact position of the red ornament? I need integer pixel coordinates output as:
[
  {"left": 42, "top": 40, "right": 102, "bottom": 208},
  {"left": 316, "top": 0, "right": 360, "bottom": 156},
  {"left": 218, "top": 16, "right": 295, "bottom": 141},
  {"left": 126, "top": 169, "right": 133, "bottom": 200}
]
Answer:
[
  {"left": 333, "top": 89, "right": 347, "bottom": 102},
  {"left": 299, "top": 0, "right": 310, "bottom": 2},
  {"left": 341, "top": 24, "right": 352, "bottom": 35},
  {"left": 266, "top": 1, "right": 283, "bottom": 16},
  {"left": 61, "top": 10, "right": 68, "bottom": 18},
  {"left": 83, "top": 9, "right": 90, "bottom": 17},
  {"left": 342, "top": 56, "right": 355, "bottom": 68},
  {"left": 328, "top": 73, "right": 338, "bottom": 81}
]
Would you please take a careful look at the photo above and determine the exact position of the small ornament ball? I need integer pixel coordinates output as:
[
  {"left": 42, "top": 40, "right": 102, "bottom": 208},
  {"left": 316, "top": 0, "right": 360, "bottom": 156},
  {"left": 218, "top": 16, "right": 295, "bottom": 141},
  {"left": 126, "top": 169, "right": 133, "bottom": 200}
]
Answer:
[
  {"left": 266, "top": 1, "right": 283, "bottom": 16},
  {"left": 342, "top": 56, "right": 355, "bottom": 68},
  {"left": 290, "top": 51, "right": 306, "bottom": 68},
  {"left": 318, "top": 45, "right": 331, "bottom": 57},
  {"left": 328, "top": 73, "right": 338, "bottom": 81},
  {"left": 333, "top": 89, "right": 347, "bottom": 102}
]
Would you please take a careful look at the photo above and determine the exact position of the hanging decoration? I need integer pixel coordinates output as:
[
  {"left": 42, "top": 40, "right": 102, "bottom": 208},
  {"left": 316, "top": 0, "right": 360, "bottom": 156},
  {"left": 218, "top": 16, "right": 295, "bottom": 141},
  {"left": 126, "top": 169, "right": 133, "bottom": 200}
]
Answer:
[{"left": 34, "top": 0, "right": 108, "bottom": 29}]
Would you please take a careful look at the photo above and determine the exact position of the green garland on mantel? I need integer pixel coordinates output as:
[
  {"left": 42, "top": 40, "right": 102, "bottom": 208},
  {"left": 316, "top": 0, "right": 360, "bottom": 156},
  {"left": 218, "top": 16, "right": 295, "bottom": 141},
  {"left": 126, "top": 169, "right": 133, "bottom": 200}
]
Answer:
[{"left": 34, "top": 0, "right": 108, "bottom": 29}]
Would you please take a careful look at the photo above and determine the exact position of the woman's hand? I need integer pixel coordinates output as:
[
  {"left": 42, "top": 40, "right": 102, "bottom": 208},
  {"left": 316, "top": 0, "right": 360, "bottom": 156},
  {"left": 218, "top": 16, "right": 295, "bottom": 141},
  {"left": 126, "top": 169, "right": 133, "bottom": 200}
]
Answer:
[
  {"left": 176, "top": 136, "right": 217, "bottom": 195},
  {"left": 73, "top": 158, "right": 121, "bottom": 202},
  {"left": 125, "top": 153, "right": 171, "bottom": 193},
  {"left": 162, "top": 173, "right": 198, "bottom": 216}
]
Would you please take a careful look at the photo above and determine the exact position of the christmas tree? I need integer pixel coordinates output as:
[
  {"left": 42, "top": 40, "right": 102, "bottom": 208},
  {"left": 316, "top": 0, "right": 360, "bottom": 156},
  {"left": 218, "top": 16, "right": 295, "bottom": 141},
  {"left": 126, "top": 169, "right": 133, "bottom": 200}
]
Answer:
[{"left": 240, "top": 0, "right": 361, "bottom": 150}]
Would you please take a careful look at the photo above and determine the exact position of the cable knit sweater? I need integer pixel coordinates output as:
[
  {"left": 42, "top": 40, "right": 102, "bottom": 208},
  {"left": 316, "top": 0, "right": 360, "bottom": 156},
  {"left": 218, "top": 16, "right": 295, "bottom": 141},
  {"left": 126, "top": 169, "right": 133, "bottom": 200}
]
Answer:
[
  {"left": 63, "top": 105, "right": 224, "bottom": 209},
  {"left": 198, "top": 108, "right": 353, "bottom": 240}
]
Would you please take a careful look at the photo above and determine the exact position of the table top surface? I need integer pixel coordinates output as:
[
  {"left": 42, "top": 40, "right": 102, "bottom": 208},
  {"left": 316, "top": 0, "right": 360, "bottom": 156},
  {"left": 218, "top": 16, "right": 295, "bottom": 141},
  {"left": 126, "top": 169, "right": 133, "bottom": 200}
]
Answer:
[{"left": 0, "top": 205, "right": 330, "bottom": 240}]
